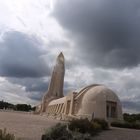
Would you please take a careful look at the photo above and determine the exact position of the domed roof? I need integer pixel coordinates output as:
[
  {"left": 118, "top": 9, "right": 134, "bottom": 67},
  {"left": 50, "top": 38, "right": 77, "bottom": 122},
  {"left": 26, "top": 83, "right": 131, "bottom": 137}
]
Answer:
[
  {"left": 74, "top": 84, "right": 119, "bottom": 101},
  {"left": 77, "top": 85, "right": 122, "bottom": 119},
  {"left": 75, "top": 84, "right": 100, "bottom": 93},
  {"left": 81, "top": 85, "right": 119, "bottom": 102}
]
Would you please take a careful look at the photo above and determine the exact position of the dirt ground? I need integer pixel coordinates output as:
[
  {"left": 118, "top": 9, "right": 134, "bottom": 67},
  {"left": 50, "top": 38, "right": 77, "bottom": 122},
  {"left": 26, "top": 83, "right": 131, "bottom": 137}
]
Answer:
[
  {"left": 0, "top": 111, "right": 140, "bottom": 140},
  {"left": 0, "top": 111, "right": 58, "bottom": 140}
]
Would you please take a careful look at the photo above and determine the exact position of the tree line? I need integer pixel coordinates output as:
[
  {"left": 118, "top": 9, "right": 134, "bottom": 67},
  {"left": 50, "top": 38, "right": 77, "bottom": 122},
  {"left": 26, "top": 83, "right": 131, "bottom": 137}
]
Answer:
[
  {"left": 0, "top": 100, "right": 35, "bottom": 112},
  {"left": 123, "top": 113, "right": 140, "bottom": 123}
]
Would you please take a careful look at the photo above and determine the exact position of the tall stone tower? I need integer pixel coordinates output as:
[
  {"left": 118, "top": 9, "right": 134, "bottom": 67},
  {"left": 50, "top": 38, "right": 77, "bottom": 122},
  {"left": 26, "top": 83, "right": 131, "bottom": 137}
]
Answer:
[{"left": 40, "top": 52, "right": 65, "bottom": 113}]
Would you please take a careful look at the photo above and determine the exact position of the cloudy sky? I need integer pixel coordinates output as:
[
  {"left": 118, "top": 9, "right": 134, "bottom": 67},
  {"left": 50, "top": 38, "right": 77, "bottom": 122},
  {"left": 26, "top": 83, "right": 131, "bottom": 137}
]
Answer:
[{"left": 0, "top": 0, "right": 140, "bottom": 113}]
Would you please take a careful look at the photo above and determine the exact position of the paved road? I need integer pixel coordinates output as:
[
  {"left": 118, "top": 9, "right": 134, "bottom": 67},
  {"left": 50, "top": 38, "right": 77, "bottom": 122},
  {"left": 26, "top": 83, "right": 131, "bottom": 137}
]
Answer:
[
  {"left": 0, "top": 111, "right": 140, "bottom": 140},
  {"left": 94, "top": 127, "right": 140, "bottom": 140}
]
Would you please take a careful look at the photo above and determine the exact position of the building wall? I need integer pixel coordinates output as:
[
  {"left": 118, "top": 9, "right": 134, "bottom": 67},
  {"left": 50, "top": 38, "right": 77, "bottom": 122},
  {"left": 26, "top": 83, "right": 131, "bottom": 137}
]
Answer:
[
  {"left": 37, "top": 53, "right": 123, "bottom": 121},
  {"left": 78, "top": 86, "right": 123, "bottom": 121},
  {"left": 45, "top": 85, "right": 123, "bottom": 122}
]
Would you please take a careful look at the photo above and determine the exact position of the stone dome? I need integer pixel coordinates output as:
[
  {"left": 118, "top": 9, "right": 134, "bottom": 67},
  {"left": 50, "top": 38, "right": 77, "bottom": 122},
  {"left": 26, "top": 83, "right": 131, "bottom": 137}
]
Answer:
[
  {"left": 77, "top": 85, "right": 122, "bottom": 120},
  {"left": 81, "top": 85, "right": 120, "bottom": 102}
]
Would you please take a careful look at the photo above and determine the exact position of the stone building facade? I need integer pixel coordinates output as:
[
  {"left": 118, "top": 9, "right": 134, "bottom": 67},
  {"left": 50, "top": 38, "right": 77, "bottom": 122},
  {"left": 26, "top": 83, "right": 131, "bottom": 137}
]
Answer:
[{"left": 36, "top": 53, "right": 123, "bottom": 121}]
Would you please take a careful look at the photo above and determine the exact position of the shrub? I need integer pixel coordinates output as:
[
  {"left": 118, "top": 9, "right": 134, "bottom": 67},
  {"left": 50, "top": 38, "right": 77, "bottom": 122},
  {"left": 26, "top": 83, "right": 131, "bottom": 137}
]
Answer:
[
  {"left": 0, "top": 129, "right": 18, "bottom": 140},
  {"left": 43, "top": 123, "right": 72, "bottom": 140},
  {"left": 43, "top": 119, "right": 109, "bottom": 140},
  {"left": 91, "top": 122, "right": 102, "bottom": 132},
  {"left": 43, "top": 123, "right": 92, "bottom": 140},
  {"left": 111, "top": 121, "right": 140, "bottom": 130},
  {"left": 68, "top": 118, "right": 103, "bottom": 136},
  {"left": 72, "top": 132, "right": 91, "bottom": 140},
  {"left": 68, "top": 118, "right": 91, "bottom": 134},
  {"left": 92, "top": 119, "right": 109, "bottom": 130},
  {"left": 123, "top": 113, "right": 140, "bottom": 123}
]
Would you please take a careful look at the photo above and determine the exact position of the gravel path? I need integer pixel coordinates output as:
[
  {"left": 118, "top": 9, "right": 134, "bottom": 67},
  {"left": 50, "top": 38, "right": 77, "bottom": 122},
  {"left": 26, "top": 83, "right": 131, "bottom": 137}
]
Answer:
[
  {"left": 0, "top": 111, "right": 140, "bottom": 140},
  {"left": 0, "top": 111, "right": 58, "bottom": 140}
]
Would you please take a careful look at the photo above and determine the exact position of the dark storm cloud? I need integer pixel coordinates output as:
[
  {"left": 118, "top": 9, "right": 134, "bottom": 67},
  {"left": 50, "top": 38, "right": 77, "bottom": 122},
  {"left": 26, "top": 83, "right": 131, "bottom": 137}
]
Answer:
[
  {"left": 7, "top": 77, "right": 49, "bottom": 101},
  {"left": 53, "top": 0, "right": 140, "bottom": 68},
  {"left": 0, "top": 31, "right": 50, "bottom": 77},
  {"left": 122, "top": 101, "right": 140, "bottom": 112},
  {"left": 8, "top": 77, "right": 48, "bottom": 92},
  {"left": 28, "top": 91, "right": 44, "bottom": 101}
]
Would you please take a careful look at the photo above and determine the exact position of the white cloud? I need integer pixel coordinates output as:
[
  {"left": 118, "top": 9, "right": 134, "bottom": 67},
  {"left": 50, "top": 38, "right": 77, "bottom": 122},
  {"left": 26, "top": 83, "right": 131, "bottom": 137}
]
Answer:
[
  {"left": 0, "top": 0, "right": 139, "bottom": 113},
  {"left": 0, "top": 77, "right": 37, "bottom": 105}
]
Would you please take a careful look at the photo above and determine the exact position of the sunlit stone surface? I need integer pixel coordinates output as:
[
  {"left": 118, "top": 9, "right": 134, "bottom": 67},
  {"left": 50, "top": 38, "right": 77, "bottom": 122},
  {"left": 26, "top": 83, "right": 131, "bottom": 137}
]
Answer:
[{"left": 36, "top": 53, "right": 123, "bottom": 122}]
